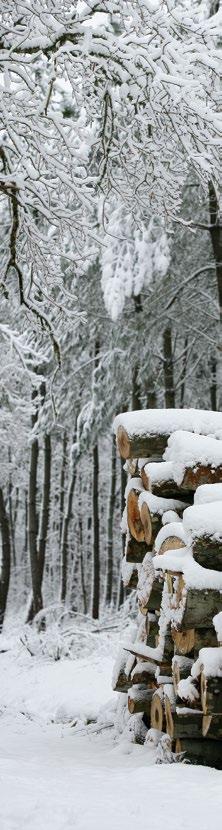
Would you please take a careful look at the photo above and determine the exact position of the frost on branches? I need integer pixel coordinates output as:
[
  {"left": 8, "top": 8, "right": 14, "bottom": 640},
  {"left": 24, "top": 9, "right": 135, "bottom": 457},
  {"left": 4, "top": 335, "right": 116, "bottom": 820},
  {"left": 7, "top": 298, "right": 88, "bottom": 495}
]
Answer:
[{"left": 0, "top": 0, "right": 221, "bottom": 326}]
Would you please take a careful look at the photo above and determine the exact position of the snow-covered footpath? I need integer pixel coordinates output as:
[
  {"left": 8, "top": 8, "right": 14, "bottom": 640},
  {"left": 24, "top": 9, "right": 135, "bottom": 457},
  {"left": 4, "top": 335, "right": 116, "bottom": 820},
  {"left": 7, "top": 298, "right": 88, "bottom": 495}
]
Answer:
[{"left": 0, "top": 621, "right": 222, "bottom": 830}]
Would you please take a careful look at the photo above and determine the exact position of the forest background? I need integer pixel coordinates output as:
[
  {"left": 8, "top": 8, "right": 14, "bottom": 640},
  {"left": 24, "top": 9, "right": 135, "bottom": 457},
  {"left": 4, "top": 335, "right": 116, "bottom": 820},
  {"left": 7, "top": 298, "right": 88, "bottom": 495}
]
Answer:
[{"left": 0, "top": 0, "right": 221, "bottom": 629}]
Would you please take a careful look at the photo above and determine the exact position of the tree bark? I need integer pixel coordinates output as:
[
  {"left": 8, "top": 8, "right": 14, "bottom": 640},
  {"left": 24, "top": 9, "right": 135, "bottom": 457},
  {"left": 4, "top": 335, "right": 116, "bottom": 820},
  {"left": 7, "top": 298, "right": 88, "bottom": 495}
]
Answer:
[
  {"left": 209, "top": 181, "right": 222, "bottom": 322},
  {"left": 163, "top": 327, "right": 175, "bottom": 408},
  {"left": 28, "top": 403, "right": 40, "bottom": 618},
  {"left": 128, "top": 685, "right": 153, "bottom": 715},
  {"left": 60, "top": 463, "right": 77, "bottom": 602},
  {"left": 0, "top": 488, "right": 11, "bottom": 631},
  {"left": 175, "top": 738, "right": 222, "bottom": 769},
  {"left": 132, "top": 295, "right": 142, "bottom": 410},
  {"left": 105, "top": 434, "right": 116, "bottom": 604},
  {"left": 92, "top": 441, "right": 100, "bottom": 619},
  {"left": 210, "top": 356, "right": 217, "bottom": 411},
  {"left": 59, "top": 431, "right": 67, "bottom": 544},
  {"left": 172, "top": 626, "right": 217, "bottom": 656},
  {"left": 37, "top": 433, "right": 51, "bottom": 594},
  {"left": 8, "top": 447, "right": 16, "bottom": 566}
]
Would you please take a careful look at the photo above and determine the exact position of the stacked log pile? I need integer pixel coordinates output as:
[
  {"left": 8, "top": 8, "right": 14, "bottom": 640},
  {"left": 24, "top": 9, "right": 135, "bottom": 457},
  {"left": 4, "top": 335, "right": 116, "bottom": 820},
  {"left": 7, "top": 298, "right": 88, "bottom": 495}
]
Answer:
[{"left": 112, "top": 408, "right": 222, "bottom": 768}]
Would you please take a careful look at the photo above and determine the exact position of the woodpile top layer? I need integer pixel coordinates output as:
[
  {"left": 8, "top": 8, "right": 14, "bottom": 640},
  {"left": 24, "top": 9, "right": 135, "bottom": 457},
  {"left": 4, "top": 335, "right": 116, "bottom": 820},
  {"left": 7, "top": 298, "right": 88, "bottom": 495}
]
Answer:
[{"left": 113, "top": 409, "right": 222, "bottom": 459}]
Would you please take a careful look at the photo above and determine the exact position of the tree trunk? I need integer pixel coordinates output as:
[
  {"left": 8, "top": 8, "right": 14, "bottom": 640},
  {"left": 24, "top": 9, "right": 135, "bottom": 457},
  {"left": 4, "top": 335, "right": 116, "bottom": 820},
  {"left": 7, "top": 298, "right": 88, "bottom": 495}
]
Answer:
[
  {"left": 92, "top": 441, "right": 100, "bottom": 619},
  {"left": 105, "top": 434, "right": 116, "bottom": 605},
  {"left": 210, "top": 356, "right": 217, "bottom": 411},
  {"left": 28, "top": 426, "right": 40, "bottom": 618},
  {"left": 132, "top": 295, "right": 142, "bottom": 410},
  {"left": 0, "top": 488, "right": 11, "bottom": 631},
  {"left": 38, "top": 433, "right": 51, "bottom": 591},
  {"left": 59, "top": 431, "right": 67, "bottom": 544},
  {"left": 163, "top": 327, "right": 175, "bottom": 408},
  {"left": 180, "top": 336, "right": 188, "bottom": 408},
  {"left": 8, "top": 447, "right": 16, "bottom": 566},
  {"left": 78, "top": 481, "right": 87, "bottom": 614},
  {"left": 209, "top": 181, "right": 222, "bottom": 323},
  {"left": 60, "top": 463, "right": 77, "bottom": 602}
]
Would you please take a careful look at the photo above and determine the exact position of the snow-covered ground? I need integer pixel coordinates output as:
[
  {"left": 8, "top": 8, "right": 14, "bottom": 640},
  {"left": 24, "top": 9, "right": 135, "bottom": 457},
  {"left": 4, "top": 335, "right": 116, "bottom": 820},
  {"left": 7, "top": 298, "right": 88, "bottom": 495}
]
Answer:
[{"left": 0, "top": 620, "right": 222, "bottom": 830}]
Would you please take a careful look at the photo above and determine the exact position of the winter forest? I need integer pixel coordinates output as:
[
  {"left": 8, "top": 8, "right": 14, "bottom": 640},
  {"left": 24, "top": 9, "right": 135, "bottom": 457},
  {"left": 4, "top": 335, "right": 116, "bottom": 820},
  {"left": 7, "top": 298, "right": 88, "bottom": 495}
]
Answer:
[{"left": 1, "top": 1, "right": 222, "bottom": 828}]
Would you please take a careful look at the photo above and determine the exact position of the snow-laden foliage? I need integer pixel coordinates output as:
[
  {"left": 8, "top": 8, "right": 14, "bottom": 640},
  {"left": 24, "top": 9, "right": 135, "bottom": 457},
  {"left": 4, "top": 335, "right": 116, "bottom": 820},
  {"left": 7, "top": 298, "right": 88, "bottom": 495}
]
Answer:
[
  {"left": 0, "top": 0, "right": 221, "bottom": 324},
  {"left": 102, "top": 209, "right": 170, "bottom": 321}
]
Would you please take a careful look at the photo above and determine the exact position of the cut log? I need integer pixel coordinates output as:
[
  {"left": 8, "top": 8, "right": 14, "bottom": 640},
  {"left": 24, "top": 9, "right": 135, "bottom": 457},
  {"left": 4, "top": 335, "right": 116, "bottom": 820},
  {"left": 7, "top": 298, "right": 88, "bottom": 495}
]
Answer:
[
  {"left": 131, "top": 661, "right": 157, "bottom": 686},
  {"left": 165, "top": 701, "right": 203, "bottom": 740},
  {"left": 121, "top": 555, "right": 139, "bottom": 590},
  {"left": 172, "top": 656, "right": 193, "bottom": 695},
  {"left": 175, "top": 738, "right": 222, "bottom": 769},
  {"left": 192, "top": 536, "right": 222, "bottom": 572},
  {"left": 112, "top": 668, "right": 133, "bottom": 693},
  {"left": 114, "top": 410, "right": 222, "bottom": 460},
  {"left": 155, "top": 632, "right": 174, "bottom": 663},
  {"left": 127, "top": 489, "right": 145, "bottom": 543},
  {"left": 150, "top": 691, "right": 166, "bottom": 732},
  {"left": 125, "top": 535, "right": 148, "bottom": 564},
  {"left": 138, "top": 576, "right": 163, "bottom": 615},
  {"left": 172, "top": 627, "right": 217, "bottom": 656},
  {"left": 201, "top": 673, "right": 222, "bottom": 715},
  {"left": 128, "top": 685, "right": 153, "bottom": 715},
  {"left": 164, "top": 431, "right": 222, "bottom": 492},
  {"left": 181, "top": 464, "right": 222, "bottom": 491},
  {"left": 139, "top": 500, "right": 161, "bottom": 546},
  {"left": 124, "top": 644, "right": 171, "bottom": 676},
  {"left": 141, "top": 461, "right": 192, "bottom": 502},
  {"left": 139, "top": 493, "right": 186, "bottom": 548},
  {"left": 146, "top": 615, "right": 159, "bottom": 647},
  {"left": 158, "top": 536, "right": 186, "bottom": 556},
  {"left": 116, "top": 425, "right": 168, "bottom": 460},
  {"left": 202, "top": 715, "right": 222, "bottom": 739},
  {"left": 173, "top": 588, "right": 222, "bottom": 631}
]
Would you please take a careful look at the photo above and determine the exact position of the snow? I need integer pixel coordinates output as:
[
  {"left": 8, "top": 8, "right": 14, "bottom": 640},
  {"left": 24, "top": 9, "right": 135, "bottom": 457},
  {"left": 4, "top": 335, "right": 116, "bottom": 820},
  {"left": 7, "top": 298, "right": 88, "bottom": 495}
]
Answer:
[
  {"left": 113, "top": 408, "right": 222, "bottom": 441},
  {"left": 183, "top": 502, "right": 222, "bottom": 542},
  {"left": 161, "top": 510, "right": 181, "bottom": 525},
  {"left": 192, "top": 647, "right": 222, "bottom": 679},
  {"left": 154, "top": 522, "right": 187, "bottom": 554},
  {"left": 154, "top": 546, "right": 222, "bottom": 590},
  {"left": 121, "top": 556, "right": 141, "bottom": 587},
  {"left": 177, "top": 677, "right": 199, "bottom": 703},
  {"left": 194, "top": 483, "right": 222, "bottom": 505},
  {"left": 138, "top": 491, "right": 187, "bottom": 517},
  {"left": 164, "top": 431, "right": 222, "bottom": 485},
  {"left": 142, "top": 460, "right": 174, "bottom": 485},
  {"left": 124, "top": 640, "right": 164, "bottom": 663},
  {"left": 137, "top": 553, "right": 155, "bottom": 607},
  {"left": 1, "top": 627, "right": 222, "bottom": 829},
  {"left": 213, "top": 612, "right": 222, "bottom": 643},
  {"left": 125, "top": 476, "right": 143, "bottom": 499}
]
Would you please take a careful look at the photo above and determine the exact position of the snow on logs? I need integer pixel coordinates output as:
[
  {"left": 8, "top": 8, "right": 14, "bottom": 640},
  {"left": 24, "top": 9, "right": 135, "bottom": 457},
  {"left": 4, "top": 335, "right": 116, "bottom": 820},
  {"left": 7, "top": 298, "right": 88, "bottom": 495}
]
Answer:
[
  {"left": 154, "top": 521, "right": 187, "bottom": 556},
  {"left": 114, "top": 408, "right": 222, "bottom": 460},
  {"left": 164, "top": 431, "right": 222, "bottom": 491},
  {"left": 140, "top": 460, "right": 192, "bottom": 501},
  {"left": 113, "top": 406, "right": 222, "bottom": 764},
  {"left": 183, "top": 503, "right": 222, "bottom": 571}
]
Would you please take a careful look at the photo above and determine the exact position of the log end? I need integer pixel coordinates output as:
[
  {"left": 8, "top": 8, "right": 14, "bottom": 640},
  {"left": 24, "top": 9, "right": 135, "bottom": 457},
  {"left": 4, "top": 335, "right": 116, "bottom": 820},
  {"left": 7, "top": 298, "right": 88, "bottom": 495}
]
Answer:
[{"left": 116, "top": 426, "right": 131, "bottom": 459}]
